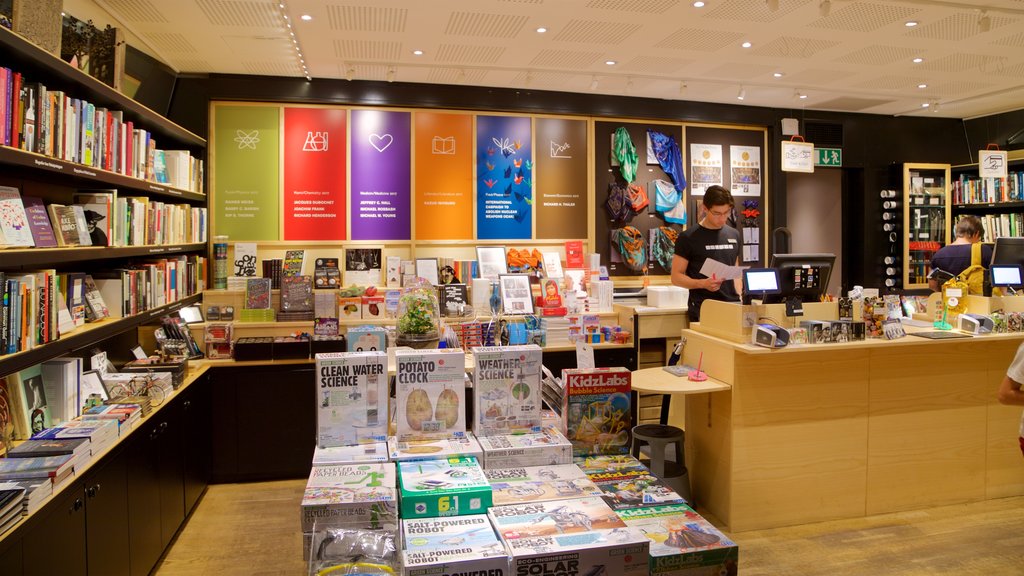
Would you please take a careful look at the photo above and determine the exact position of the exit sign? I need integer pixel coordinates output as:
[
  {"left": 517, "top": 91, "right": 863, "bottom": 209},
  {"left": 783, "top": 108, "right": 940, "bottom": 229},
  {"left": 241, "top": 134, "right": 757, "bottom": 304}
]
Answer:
[{"left": 815, "top": 148, "right": 842, "bottom": 167}]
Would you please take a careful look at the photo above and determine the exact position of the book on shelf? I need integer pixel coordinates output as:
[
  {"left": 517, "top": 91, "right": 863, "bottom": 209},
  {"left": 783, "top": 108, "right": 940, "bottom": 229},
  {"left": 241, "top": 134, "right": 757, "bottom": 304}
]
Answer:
[
  {"left": 8, "top": 365, "right": 51, "bottom": 438},
  {"left": 0, "top": 453, "right": 76, "bottom": 483},
  {"left": 69, "top": 205, "right": 94, "bottom": 246},
  {"left": 245, "top": 277, "right": 272, "bottom": 309},
  {"left": 5, "top": 437, "right": 89, "bottom": 460},
  {"left": 20, "top": 197, "right": 58, "bottom": 248},
  {"left": 82, "top": 274, "right": 110, "bottom": 321},
  {"left": 314, "top": 291, "right": 339, "bottom": 336},
  {"left": 0, "top": 185, "right": 35, "bottom": 248},
  {"left": 280, "top": 275, "right": 313, "bottom": 313},
  {"left": 0, "top": 486, "right": 26, "bottom": 533},
  {"left": 62, "top": 272, "right": 88, "bottom": 328},
  {"left": 283, "top": 249, "right": 305, "bottom": 277},
  {"left": 46, "top": 204, "right": 82, "bottom": 247},
  {"left": 0, "top": 479, "right": 52, "bottom": 517},
  {"left": 41, "top": 357, "right": 83, "bottom": 425},
  {"left": 73, "top": 190, "right": 116, "bottom": 247}
]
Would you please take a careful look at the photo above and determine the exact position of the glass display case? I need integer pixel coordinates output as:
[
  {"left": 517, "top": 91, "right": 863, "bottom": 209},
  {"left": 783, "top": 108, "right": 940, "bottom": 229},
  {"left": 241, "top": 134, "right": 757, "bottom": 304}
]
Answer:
[{"left": 903, "top": 163, "right": 951, "bottom": 290}]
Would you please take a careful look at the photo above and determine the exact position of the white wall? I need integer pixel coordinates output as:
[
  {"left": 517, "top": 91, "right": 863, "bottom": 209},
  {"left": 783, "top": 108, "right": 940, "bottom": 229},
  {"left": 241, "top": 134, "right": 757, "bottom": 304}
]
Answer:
[{"left": 785, "top": 169, "right": 843, "bottom": 296}]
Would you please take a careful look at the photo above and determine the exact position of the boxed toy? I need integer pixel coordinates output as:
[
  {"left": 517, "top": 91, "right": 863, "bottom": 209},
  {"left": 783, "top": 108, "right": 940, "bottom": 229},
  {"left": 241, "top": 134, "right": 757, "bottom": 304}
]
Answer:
[
  {"left": 573, "top": 454, "right": 648, "bottom": 476},
  {"left": 312, "top": 442, "right": 389, "bottom": 466},
  {"left": 397, "top": 456, "right": 492, "bottom": 519},
  {"left": 338, "top": 296, "right": 362, "bottom": 319},
  {"left": 401, "top": 514, "right": 508, "bottom": 576},
  {"left": 395, "top": 348, "right": 466, "bottom": 440},
  {"left": 315, "top": 351, "right": 388, "bottom": 447},
  {"left": 300, "top": 463, "right": 397, "bottom": 532},
  {"left": 561, "top": 367, "right": 632, "bottom": 457},
  {"left": 485, "top": 464, "right": 603, "bottom": 506},
  {"left": 588, "top": 466, "right": 686, "bottom": 510},
  {"left": 387, "top": 435, "right": 483, "bottom": 462},
  {"left": 346, "top": 325, "right": 388, "bottom": 353},
  {"left": 617, "top": 503, "right": 739, "bottom": 576},
  {"left": 476, "top": 426, "right": 573, "bottom": 469},
  {"left": 487, "top": 497, "right": 627, "bottom": 539},
  {"left": 362, "top": 295, "right": 385, "bottom": 319},
  {"left": 504, "top": 528, "right": 650, "bottom": 576},
  {"left": 471, "top": 344, "right": 543, "bottom": 435}
]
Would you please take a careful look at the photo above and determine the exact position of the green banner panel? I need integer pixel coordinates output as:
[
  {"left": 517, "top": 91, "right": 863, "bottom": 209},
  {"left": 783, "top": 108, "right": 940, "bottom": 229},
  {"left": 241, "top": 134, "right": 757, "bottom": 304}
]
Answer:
[{"left": 213, "top": 105, "right": 280, "bottom": 240}]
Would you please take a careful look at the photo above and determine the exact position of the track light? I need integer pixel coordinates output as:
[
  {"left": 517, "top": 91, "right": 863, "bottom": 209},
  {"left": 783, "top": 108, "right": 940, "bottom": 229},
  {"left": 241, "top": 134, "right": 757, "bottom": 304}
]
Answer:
[
  {"left": 626, "top": 77, "right": 634, "bottom": 92},
  {"left": 766, "top": 0, "right": 779, "bottom": 11},
  {"left": 456, "top": 69, "right": 466, "bottom": 83},
  {"left": 345, "top": 66, "right": 354, "bottom": 81},
  {"left": 794, "top": 90, "right": 807, "bottom": 100},
  {"left": 589, "top": 76, "right": 599, "bottom": 90},
  {"left": 524, "top": 71, "right": 533, "bottom": 87},
  {"left": 737, "top": 86, "right": 746, "bottom": 101},
  {"left": 819, "top": 0, "right": 831, "bottom": 17},
  {"left": 386, "top": 66, "right": 395, "bottom": 82},
  {"left": 979, "top": 10, "right": 991, "bottom": 32},
  {"left": 678, "top": 81, "right": 687, "bottom": 96}
]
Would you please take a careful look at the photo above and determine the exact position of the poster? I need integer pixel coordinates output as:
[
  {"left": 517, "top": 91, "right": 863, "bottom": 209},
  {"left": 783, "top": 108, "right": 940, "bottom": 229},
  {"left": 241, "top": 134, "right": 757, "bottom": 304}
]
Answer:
[
  {"left": 283, "top": 107, "right": 346, "bottom": 240},
  {"left": 476, "top": 115, "right": 532, "bottom": 240},
  {"left": 213, "top": 105, "right": 280, "bottom": 240},
  {"left": 689, "top": 143, "right": 722, "bottom": 196},
  {"left": 343, "top": 248, "right": 382, "bottom": 286},
  {"left": 350, "top": 109, "right": 411, "bottom": 240},
  {"left": 729, "top": 145, "right": 761, "bottom": 197},
  {"left": 414, "top": 112, "right": 473, "bottom": 240},
  {"left": 535, "top": 117, "right": 588, "bottom": 239},
  {"left": 781, "top": 140, "right": 814, "bottom": 173}
]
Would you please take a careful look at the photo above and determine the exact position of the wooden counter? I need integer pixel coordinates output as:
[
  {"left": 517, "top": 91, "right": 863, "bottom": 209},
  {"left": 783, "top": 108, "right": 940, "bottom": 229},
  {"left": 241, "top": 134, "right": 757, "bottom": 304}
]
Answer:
[{"left": 680, "top": 317, "right": 1024, "bottom": 532}]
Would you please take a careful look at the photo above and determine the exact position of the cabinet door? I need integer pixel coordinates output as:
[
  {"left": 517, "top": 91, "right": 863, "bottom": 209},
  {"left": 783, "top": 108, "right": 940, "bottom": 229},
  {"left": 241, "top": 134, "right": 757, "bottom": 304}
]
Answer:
[
  {"left": 234, "top": 366, "right": 316, "bottom": 480},
  {"left": 0, "top": 536, "right": 22, "bottom": 576},
  {"left": 156, "top": 402, "right": 185, "bottom": 549},
  {"left": 210, "top": 369, "right": 239, "bottom": 482},
  {"left": 84, "top": 449, "right": 130, "bottom": 576},
  {"left": 22, "top": 486, "right": 87, "bottom": 576},
  {"left": 127, "top": 419, "right": 163, "bottom": 576},
  {"left": 182, "top": 375, "right": 211, "bottom": 514}
]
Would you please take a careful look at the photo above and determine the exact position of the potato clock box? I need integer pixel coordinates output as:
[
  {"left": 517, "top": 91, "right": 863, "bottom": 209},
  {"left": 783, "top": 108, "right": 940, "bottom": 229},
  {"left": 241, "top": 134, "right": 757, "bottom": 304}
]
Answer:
[
  {"left": 400, "top": 514, "right": 508, "bottom": 576},
  {"left": 616, "top": 503, "right": 739, "bottom": 576},
  {"left": 487, "top": 496, "right": 627, "bottom": 539},
  {"left": 485, "top": 464, "right": 603, "bottom": 506},
  {"left": 561, "top": 367, "right": 633, "bottom": 457},
  {"left": 346, "top": 325, "right": 388, "bottom": 352},
  {"left": 395, "top": 348, "right": 466, "bottom": 441},
  {"left": 588, "top": 467, "right": 687, "bottom": 511},
  {"left": 300, "top": 463, "right": 397, "bottom": 532},
  {"left": 476, "top": 426, "right": 573, "bottom": 469},
  {"left": 312, "top": 442, "right": 389, "bottom": 466},
  {"left": 397, "top": 456, "right": 492, "bottom": 519},
  {"left": 471, "top": 344, "right": 543, "bottom": 435},
  {"left": 504, "top": 528, "right": 651, "bottom": 576},
  {"left": 315, "top": 351, "right": 389, "bottom": 447},
  {"left": 387, "top": 434, "right": 482, "bottom": 462}
]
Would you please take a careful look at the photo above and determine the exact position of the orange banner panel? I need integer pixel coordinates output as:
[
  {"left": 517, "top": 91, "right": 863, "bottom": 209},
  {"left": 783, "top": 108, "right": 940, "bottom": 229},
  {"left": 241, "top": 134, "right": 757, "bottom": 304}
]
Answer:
[{"left": 414, "top": 112, "right": 473, "bottom": 240}]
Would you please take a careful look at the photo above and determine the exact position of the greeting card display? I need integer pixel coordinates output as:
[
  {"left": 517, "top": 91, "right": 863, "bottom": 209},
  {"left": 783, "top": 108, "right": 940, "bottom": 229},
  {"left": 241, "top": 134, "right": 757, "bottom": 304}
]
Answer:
[
  {"left": 395, "top": 348, "right": 466, "bottom": 440},
  {"left": 471, "top": 344, "right": 542, "bottom": 435},
  {"left": 315, "top": 351, "right": 388, "bottom": 447}
]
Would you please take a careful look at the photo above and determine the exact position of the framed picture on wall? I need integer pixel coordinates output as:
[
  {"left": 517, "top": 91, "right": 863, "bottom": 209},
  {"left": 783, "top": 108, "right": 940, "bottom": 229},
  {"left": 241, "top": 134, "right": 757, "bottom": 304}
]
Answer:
[
  {"left": 498, "top": 273, "right": 534, "bottom": 315},
  {"left": 476, "top": 246, "right": 508, "bottom": 280}
]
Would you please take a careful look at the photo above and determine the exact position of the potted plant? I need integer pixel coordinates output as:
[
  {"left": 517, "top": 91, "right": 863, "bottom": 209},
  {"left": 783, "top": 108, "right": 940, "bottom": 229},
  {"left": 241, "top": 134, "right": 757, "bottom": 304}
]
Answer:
[{"left": 396, "top": 279, "right": 441, "bottom": 349}]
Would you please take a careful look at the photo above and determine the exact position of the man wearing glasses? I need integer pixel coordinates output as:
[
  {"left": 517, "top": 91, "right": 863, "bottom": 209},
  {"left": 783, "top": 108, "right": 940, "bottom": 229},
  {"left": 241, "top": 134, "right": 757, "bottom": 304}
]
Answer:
[{"left": 671, "top": 185, "right": 741, "bottom": 322}]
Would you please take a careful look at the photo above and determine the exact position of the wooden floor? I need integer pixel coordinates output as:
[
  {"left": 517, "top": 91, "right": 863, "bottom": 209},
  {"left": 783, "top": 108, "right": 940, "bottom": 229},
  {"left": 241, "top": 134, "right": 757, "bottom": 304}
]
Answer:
[{"left": 156, "top": 480, "right": 1024, "bottom": 576}]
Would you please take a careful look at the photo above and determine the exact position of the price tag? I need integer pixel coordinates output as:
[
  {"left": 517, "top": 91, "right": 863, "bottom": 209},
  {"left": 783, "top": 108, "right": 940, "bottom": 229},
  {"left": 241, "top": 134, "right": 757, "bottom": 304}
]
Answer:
[{"left": 575, "top": 342, "right": 595, "bottom": 369}]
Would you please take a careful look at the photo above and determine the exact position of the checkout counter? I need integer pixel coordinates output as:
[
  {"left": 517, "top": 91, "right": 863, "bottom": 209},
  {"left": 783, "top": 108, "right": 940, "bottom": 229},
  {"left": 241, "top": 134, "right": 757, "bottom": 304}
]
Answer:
[{"left": 677, "top": 297, "right": 1024, "bottom": 532}]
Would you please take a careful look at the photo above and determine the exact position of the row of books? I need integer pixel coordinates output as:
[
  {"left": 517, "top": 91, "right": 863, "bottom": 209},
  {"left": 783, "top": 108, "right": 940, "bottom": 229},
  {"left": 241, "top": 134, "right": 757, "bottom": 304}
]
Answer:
[
  {"left": 93, "top": 254, "right": 207, "bottom": 319},
  {"left": 0, "top": 185, "right": 208, "bottom": 249},
  {"left": 976, "top": 213, "right": 1024, "bottom": 242},
  {"left": 952, "top": 171, "right": 1024, "bottom": 205},
  {"left": 0, "top": 67, "right": 205, "bottom": 193}
]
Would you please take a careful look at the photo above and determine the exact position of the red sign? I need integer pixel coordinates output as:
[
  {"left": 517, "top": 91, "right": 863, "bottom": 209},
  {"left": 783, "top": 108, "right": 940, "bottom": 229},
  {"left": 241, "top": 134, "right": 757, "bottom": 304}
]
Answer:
[{"left": 283, "top": 107, "right": 346, "bottom": 240}]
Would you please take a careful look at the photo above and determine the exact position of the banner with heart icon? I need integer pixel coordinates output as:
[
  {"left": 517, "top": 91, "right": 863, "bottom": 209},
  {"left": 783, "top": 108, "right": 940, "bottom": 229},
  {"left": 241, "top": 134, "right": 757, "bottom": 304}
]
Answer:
[{"left": 351, "top": 109, "right": 411, "bottom": 240}]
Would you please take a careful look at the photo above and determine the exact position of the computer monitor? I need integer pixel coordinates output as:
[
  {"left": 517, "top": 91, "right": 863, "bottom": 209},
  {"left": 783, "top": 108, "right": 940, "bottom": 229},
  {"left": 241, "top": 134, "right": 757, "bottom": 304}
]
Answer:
[
  {"left": 742, "top": 268, "right": 781, "bottom": 304},
  {"left": 990, "top": 264, "right": 1022, "bottom": 289},
  {"left": 766, "top": 253, "right": 836, "bottom": 303},
  {"left": 991, "top": 237, "right": 1024, "bottom": 268}
]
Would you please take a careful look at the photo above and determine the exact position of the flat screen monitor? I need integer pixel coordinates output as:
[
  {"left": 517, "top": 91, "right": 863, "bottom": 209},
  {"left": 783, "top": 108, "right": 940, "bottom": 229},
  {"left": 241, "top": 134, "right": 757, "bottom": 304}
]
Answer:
[
  {"left": 743, "top": 268, "right": 781, "bottom": 295},
  {"left": 765, "top": 253, "right": 836, "bottom": 303},
  {"left": 991, "top": 264, "right": 1023, "bottom": 288},
  {"left": 991, "top": 237, "right": 1024, "bottom": 268}
]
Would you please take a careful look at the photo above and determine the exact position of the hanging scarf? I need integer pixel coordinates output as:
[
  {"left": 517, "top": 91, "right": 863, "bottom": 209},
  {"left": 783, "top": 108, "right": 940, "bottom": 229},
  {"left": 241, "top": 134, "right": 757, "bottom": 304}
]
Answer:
[
  {"left": 613, "top": 127, "right": 638, "bottom": 183},
  {"left": 612, "top": 226, "right": 647, "bottom": 273},
  {"left": 605, "top": 182, "right": 634, "bottom": 224},
  {"left": 647, "top": 130, "right": 687, "bottom": 193},
  {"left": 652, "top": 179, "right": 680, "bottom": 212},
  {"left": 652, "top": 226, "right": 679, "bottom": 272},
  {"left": 626, "top": 183, "right": 649, "bottom": 212}
]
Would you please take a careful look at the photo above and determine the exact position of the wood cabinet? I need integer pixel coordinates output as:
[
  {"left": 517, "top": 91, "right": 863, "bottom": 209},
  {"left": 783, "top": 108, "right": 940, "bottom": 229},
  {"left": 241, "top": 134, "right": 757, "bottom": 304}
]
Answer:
[
  {"left": 903, "top": 163, "right": 952, "bottom": 289},
  {"left": 83, "top": 452, "right": 131, "bottom": 576},
  {"left": 181, "top": 375, "right": 212, "bottom": 514}
]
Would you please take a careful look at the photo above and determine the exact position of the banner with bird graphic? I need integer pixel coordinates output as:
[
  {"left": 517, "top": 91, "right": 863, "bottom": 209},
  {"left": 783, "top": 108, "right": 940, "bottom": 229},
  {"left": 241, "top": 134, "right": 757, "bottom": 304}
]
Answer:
[{"left": 476, "top": 115, "right": 533, "bottom": 240}]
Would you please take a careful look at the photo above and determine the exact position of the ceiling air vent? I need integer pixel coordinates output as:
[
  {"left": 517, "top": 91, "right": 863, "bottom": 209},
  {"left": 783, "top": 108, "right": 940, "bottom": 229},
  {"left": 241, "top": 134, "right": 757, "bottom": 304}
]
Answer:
[{"left": 804, "top": 121, "right": 844, "bottom": 148}]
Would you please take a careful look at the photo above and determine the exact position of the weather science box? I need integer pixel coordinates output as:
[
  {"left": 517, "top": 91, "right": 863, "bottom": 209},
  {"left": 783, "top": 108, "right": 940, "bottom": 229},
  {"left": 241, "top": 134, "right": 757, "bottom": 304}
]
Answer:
[
  {"left": 397, "top": 456, "right": 492, "bottom": 519},
  {"left": 315, "top": 351, "right": 388, "bottom": 447},
  {"left": 561, "top": 367, "right": 633, "bottom": 457},
  {"left": 395, "top": 348, "right": 466, "bottom": 440},
  {"left": 471, "top": 344, "right": 543, "bottom": 435},
  {"left": 400, "top": 514, "right": 508, "bottom": 576},
  {"left": 475, "top": 426, "right": 573, "bottom": 469}
]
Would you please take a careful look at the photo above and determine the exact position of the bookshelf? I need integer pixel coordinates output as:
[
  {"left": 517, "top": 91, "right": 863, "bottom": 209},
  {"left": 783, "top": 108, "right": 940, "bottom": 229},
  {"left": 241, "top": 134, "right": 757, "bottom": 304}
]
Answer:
[
  {"left": 902, "top": 163, "right": 951, "bottom": 290},
  {"left": 951, "top": 150, "right": 1024, "bottom": 241}
]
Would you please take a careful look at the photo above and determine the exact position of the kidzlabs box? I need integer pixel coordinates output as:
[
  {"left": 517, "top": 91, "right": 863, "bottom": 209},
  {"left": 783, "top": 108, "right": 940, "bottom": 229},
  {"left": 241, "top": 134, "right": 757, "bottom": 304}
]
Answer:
[{"left": 617, "top": 503, "right": 739, "bottom": 576}]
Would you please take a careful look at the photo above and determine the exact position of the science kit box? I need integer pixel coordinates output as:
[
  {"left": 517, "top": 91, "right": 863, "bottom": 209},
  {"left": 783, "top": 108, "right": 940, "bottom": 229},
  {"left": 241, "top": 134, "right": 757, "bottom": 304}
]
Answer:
[
  {"left": 485, "top": 464, "right": 603, "bottom": 506},
  {"left": 315, "top": 351, "right": 389, "bottom": 447},
  {"left": 397, "top": 456, "right": 492, "bottom": 519},
  {"left": 401, "top": 514, "right": 508, "bottom": 576},
  {"left": 617, "top": 503, "right": 739, "bottom": 576},
  {"left": 476, "top": 426, "right": 573, "bottom": 469},
  {"left": 487, "top": 497, "right": 626, "bottom": 539},
  {"left": 588, "top": 466, "right": 686, "bottom": 511},
  {"left": 300, "top": 463, "right": 397, "bottom": 532},
  {"left": 561, "top": 367, "right": 633, "bottom": 457},
  {"left": 387, "top": 435, "right": 482, "bottom": 462},
  {"left": 346, "top": 325, "right": 387, "bottom": 352},
  {"left": 504, "top": 528, "right": 651, "bottom": 576},
  {"left": 471, "top": 344, "right": 543, "bottom": 435},
  {"left": 395, "top": 348, "right": 466, "bottom": 440},
  {"left": 312, "top": 443, "right": 389, "bottom": 466},
  {"left": 573, "top": 454, "right": 648, "bottom": 476}
]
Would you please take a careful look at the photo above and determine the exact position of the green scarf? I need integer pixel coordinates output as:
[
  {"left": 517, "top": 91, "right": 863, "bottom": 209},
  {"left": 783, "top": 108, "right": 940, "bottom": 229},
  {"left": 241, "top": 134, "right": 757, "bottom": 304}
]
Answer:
[{"left": 613, "top": 127, "right": 638, "bottom": 183}]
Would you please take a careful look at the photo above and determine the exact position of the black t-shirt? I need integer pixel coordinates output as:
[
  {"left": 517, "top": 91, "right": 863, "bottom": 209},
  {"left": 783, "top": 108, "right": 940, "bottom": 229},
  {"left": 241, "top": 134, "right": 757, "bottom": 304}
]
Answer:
[
  {"left": 674, "top": 224, "right": 741, "bottom": 321},
  {"left": 930, "top": 243, "right": 992, "bottom": 277}
]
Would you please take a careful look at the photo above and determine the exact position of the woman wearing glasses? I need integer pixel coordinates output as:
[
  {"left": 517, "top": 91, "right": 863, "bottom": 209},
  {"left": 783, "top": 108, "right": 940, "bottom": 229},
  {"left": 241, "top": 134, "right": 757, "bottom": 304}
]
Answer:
[{"left": 671, "top": 185, "right": 741, "bottom": 322}]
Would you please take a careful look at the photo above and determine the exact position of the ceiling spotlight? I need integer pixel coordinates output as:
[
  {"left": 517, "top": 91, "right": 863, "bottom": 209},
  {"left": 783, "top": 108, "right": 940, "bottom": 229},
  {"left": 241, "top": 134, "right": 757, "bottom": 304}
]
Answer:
[
  {"left": 819, "top": 0, "right": 831, "bottom": 18},
  {"left": 678, "top": 81, "right": 687, "bottom": 95},
  {"left": 457, "top": 69, "right": 466, "bottom": 83},
  {"left": 917, "top": 83, "right": 927, "bottom": 89},
  {"left": 386, "top": 67, "right": 396, "bottom": 82},
  {"left": 978, "top": 11, "right": 991, "bottom": 32},
  {"left": 626, "top": 77, "right": 634, "bottom": 92},
  {"left": 345, "top": 66, "right": 354, "bottom": 81},
  {"left": 773, "top": 72, "right": 784, "bottom": 78},
  {"left": 524, "top": 71, "right": 533, "bottom": 86},
  {"left": 795, "top": 90, "right": 807, "bottom": 99},
  {"left": 921, "top": 102, "right": 930, "bottom": 108},
  {"left": 741, "top": 41, "right": 752, "bottom": 48},
  {"left": 300, "top": 14, "right": 312, "bottom": 21},
  {"left": 590, "top": 76, "right": 599, "bottom": 90},
  {"left": 412, "top": 49, "right": 423, "bottom": 55},
  {"left": 913, "top": 57, "right": 923, "bottom": 63},
  {"left": 536, "top": 27, "right": 547, "bottom": 33},
  {"left": 693, "top": 1, "right": 705, "bottom": 6},
  {"left": 737, "top": 86, "right": 746, "bottom": 101},
  {"left": 905, "top": 20, "right": 918, "bottom": 27},
  {"left": 766, "top": 0, "right": 779, "bottom": 11},
  {"left": 605, "top": 60, "right": 617, "bottom": 65}
]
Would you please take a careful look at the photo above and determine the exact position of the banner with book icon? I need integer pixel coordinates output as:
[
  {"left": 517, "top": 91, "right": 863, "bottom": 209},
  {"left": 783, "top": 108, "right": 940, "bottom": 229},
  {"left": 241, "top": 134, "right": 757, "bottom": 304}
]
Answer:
[
  {"left": 350, "top": 109, "right": 412, "bottom": 240},
  {"left": 535, "top": 117, "right": 588, "bottom": 239},
  {"left": 212, "top": 105, "right": 280, "bottom": 240},
  {"left": 283, "top": 107, "right": 346, "bottom": 240},
  {"left": 476, "top": 115, "right": 533, "bottom": 240},
  {"left": 414, "top": 111, "right": 473, "bottom": 240}
]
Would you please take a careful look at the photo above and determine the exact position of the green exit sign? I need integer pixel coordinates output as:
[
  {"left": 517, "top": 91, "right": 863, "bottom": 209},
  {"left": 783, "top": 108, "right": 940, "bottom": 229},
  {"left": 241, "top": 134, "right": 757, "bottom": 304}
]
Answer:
[{"left": 815, "top": 148, "right": 842, "bottom": 167}]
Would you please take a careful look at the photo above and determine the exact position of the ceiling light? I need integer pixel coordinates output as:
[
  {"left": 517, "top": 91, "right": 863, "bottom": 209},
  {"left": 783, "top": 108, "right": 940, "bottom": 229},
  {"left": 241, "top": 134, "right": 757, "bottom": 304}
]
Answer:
[
  {"left": 794, "top": 90, "right": 807, "bottom": 99},
  {"left": 457, "top": 69, "right": 466, "bottom": 83},
  {"left": 766, "top": 0, "right": 779, "bottom": 11},
  {"left": 737, "top": 86, "right": 746, "bottom": 101},
  {"left": 626, "top": 77, "right": 634, "bottom": 92},
  {"left": 283, "top": 14, "right": 288, "bottom": 19},
  {"left": 345, "top": 66, "right": 355, "bottom": 81},
  {"left": 679, "top": 81, "right": 687, "bottom": 95},
  {"left": 605, "top": 60, "right": 616, "bottom": 65},
  {"left": 905, "top": 20, "right": 918, "bottom": 27},
  {"left": 913, "top": 57, "right": 923, "bottom": 63},
  {"left": 819, "top": 0, "right": 831, "bottom": 18},
  {"left": 693, "top": 1, "right": 705, "bottom": 6},
  {"left": 300, "top": 14, "right": 311, "bottom": 21},
  {"left": 921, "top": 102, "right": 930, "bottom": 108},
  {"left": 590, "top": 76, "right": 599, "bottom": 90},
  {"left": 524, "top": 71, "right": 533, "bottom": 86},
  {"left": 978, "top": 11, "right": 991, "bottom": 32},
  {"left": 536, "top": 27, "right": 547, "bottom": 33},
  {"left": 741, "top": 41, "right": 752, "bottom": 48},
  {"left": 386, "top": 67, "right": 395, "bottom": 82},
  {"left": 412, "top": 49, "right": 423, "bottom": 55},
  {"left": 773, "top": 72, "right": 784, "bottom": 78},
  {"left": 918, "top": 83, "right": 927, "bottom": 89}
]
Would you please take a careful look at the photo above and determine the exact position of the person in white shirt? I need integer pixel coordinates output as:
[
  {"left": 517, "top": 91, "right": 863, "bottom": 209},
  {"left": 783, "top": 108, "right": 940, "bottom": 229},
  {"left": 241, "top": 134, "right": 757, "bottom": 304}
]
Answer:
[{"left": 999, "top": 343, "right": 1024, "bottom": 457}]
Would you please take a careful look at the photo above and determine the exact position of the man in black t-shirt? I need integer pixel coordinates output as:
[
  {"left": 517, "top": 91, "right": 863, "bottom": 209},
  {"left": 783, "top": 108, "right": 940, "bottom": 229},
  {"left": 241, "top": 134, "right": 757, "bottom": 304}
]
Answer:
[
  {"left": 672, "top": 185, "right": 742, "bottom": 322},
  {"left": 928, "top": 215, "right": 992, "bottom": 292}
]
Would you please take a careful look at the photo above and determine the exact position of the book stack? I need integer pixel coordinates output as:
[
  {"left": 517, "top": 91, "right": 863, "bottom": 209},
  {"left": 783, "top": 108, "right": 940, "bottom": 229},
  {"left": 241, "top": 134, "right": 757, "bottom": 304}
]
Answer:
[
  {"left": 0, "top": 478, "right": 51, "bottom": 517},
  {"left": 0, "top": 453, "right": 80, "bottom": 486},
  {"left": 0, "top": 484, "right": 26, "bottom": 536},
  {"left": 81, "top": 402, "right": 144, "bottom": 433},
  {"left": 31, "top": 418, "right": 119, "bottom": 455},
  {"left": 6, "top": 437, "right": 90, "bottom": 462}
]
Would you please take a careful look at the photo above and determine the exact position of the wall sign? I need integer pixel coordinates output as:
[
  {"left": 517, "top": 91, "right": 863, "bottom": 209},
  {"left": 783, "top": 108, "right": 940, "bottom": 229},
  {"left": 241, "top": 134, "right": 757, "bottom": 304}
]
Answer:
[
  {"left": 979, "top": 149, "right": 1007, "bottom": 178},
  {"left": 781, "top": 139, "right": 815, "bottom": 173},
  {"left": 476, "top": 115, "right": 533, "bottom": 240},
  {"left": 283, "top": 107, "right": 346, "bottom": 240},
  {"left": 535, "top": 117, "right": 588, "bottom": 239},
  {"left": 414, "top": 112, "right": 473, "bottom": 240},
  {"left": 350, "top": 109, "right": 411, "bottom": 240},
  {"left": 213, "top": 105, "right": 280, "bottom": 240}
]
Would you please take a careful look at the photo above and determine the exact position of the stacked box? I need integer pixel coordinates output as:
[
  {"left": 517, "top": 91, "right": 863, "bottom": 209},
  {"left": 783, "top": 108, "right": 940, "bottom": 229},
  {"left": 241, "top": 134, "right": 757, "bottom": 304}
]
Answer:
[
  {"left": 401, "top": 515, "right": 508, "bottom": 576},
  {"left": 395, "top": 348, "right": 466, "bottom": 440},
  {"left": 487, "top": 497, "right": 627, "bottom": 539},
  {"left": 617, "top": 503, "right": 739, "bottom": 576},
  {"left": 476, "top": 426, "right": 573, "bottom": 469},
  {"left": 573, "top": 454, "right": 648, "bottom": 475},
  {"left": 312, "top": 443, "right": 389, "bottom": 466},
  {"left": 387, "top": 435, "right": 483, "bottom": 462},
  {"left": 504, "top": 528, "right": 651, "bottom": 576},
  {"left": 471, "top": 344, "right": 543, "bottom": 435},
  {"left": 300, "top": 463, "right": 397, "bottom": 532},
  {"left": 346, "top": 325, "right": 387, "bottom": 352},
  {"left": 315, "top": 351, "right": 389, "bottom": 447},
  {"left": 587, "top": 466, "right": 687, "bottom": 510},
  {"left": 486, "top": 464, "right": 603, "bottom": 506},
  {"left": 561, "top": 367, "right": 632, "bottom": 457},
  {"left": 397, "top": 456, "right": 492, "bottom": 519}
]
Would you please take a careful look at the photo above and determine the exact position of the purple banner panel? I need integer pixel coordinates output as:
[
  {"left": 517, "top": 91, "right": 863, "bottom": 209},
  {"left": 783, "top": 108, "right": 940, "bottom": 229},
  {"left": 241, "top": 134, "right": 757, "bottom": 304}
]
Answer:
[{"left": 350, "top": 109, "right": 411, "bottom": 240}]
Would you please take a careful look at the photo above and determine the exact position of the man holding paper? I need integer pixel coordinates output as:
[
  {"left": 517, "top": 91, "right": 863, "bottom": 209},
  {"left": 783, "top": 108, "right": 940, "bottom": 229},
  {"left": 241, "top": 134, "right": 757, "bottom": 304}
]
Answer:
[{"left": 671, "top": 185, "right": 742, "bottom": 322}]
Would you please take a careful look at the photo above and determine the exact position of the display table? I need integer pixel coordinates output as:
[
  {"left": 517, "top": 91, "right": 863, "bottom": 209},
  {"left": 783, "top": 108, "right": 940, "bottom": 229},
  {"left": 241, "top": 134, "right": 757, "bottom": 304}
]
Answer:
[
  {"left": 682, "top": 300, "right": 1024, "bottom": 533},
  {"left": 630, "top": 366, "right": 730, "bottom": 425}
]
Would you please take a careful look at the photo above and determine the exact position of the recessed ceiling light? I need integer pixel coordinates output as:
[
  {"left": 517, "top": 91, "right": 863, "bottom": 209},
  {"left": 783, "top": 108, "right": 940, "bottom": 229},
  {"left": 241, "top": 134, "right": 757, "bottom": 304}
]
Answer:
[
  {"left": 605, "top": 60, "right": 617, "bottom": 65},
  {"left": 741, "top": 41, "right": 752, "bottom": 48},
  {"left": 921, "top": 102, "right": 930, "bottom": 108},
  {"left": 913, "top": 57, "right": 923, "bottom": 63},
  {"left": 693, "top": 1, "right": 705, "bottom": 6},
  {"left": 773, "top": 72, "right": 784, "bottom": 78},
  {"left": 300, "top": 14, "right": 312, "bottom": 21},
  {"left": 799, "top": 93, "right": 808, "bottom": 99},
  {"left": 412, "top": 49, "right": 423, "bottom": 55},
  {"left": 918, "top": 83, "right": 927, "bottom": 88},
  {"left": 536, "top": 27, "right": 547, "bottom": 33},
  {"left": 905, "top": 20, "right": 918, "bottom": 27}
]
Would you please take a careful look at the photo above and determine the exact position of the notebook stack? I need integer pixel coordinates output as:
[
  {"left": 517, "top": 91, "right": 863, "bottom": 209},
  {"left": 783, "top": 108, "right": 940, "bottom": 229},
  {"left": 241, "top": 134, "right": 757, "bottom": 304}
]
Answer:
[{"left": 0, "top": 484, "right": 26, "bottom": 536}]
